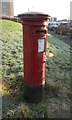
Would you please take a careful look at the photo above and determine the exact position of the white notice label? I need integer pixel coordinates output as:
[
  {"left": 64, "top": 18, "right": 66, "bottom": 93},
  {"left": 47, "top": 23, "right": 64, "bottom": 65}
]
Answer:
[{"left": 38, "top": 39, "right": 44, "bottom": 52}]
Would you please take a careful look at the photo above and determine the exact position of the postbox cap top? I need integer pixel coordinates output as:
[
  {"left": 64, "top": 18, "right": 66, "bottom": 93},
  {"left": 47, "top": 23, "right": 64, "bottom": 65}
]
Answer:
[{"left": 18, "top": 11, "right": 50, "bottom": 19}]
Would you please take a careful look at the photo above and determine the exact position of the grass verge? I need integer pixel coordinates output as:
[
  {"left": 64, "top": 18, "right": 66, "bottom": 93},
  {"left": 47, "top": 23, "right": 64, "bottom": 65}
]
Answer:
[{"left": 0, "top": 20, "right": 71, "bottom": 118}]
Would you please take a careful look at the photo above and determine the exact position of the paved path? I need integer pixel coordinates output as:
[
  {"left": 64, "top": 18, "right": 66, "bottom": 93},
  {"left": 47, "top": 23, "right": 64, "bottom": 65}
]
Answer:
[{"left": 49, "top": 31, "right": 71, "bottom": 46}]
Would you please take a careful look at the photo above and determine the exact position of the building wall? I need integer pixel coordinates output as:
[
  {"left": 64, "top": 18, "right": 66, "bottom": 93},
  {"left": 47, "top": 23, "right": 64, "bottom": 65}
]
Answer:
[
  {"left": 10, "top": 0, "right": 14, "bottom": 16},
  {"left": 0, "top": 0, "right": 14, "bottom": 17},
  {"left": 50, "top": 17, "right": 57, "bottom": 22},
  {"left": 70, "top": 1, "right": 72, "bottom": 20}
]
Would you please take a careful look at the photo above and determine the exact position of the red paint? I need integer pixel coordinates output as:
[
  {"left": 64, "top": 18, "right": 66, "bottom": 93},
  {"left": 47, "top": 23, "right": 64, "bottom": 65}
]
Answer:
[{"left": 18, "top": 12, "right": 49, "bottom": 86}]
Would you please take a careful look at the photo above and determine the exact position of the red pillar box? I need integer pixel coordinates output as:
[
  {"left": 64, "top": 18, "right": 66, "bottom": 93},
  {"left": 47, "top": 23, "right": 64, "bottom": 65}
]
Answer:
[{"left": 18, "top": 12, "right": 50, "bottom": 102}]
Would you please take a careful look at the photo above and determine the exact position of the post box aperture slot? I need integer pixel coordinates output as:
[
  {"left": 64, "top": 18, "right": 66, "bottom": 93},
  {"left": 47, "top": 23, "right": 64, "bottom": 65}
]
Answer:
[{"left": 36, "top": 30, "right": 46, "bottom": 34}]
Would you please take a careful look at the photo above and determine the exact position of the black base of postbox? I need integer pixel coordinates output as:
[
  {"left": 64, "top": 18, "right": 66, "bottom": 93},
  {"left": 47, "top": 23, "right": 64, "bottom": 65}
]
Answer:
[{"left": 23, "top": 83, "right": 45, "bottom": 103}]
